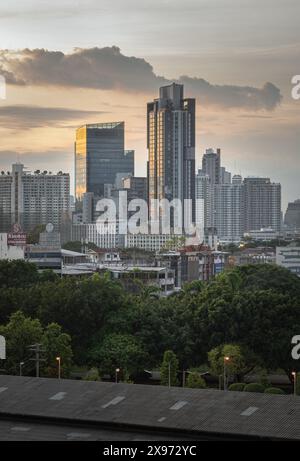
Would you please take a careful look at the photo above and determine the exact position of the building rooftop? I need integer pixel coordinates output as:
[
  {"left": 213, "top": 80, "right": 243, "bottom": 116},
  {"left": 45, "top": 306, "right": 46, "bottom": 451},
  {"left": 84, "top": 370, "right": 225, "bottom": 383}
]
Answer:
[{"left": 0, "top": 376, "right": 299, "bottom": 441}]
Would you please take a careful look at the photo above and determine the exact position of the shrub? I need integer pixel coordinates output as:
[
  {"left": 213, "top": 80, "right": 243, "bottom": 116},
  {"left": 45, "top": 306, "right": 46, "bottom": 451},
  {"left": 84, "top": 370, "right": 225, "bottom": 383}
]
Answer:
[
  {"left": 84, "top": 367, "right": 101, "bottom": 381},
  {"left": 228, "top": 383, "right": 246, "bottom": 392},
  {"left": 186, "top": 372, "right": 206, "bottom": 389},
  {"left": 264, "top": 387, "right": 285, "bottom": 395},
  {"left": 244, "top": 383, "right": 265, "bottom": 393}
]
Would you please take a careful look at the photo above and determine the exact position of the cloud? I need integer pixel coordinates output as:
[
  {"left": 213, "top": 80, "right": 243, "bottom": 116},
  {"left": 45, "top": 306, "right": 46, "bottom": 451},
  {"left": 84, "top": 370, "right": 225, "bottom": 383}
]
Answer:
[
  {"left": 179, "top": 77, "right": 282, "bottom": 111},
  {"left": 0, "top": 47, "right": 283, "bottom": 110},
  {"left": 0, "top": 105, "right": 107, "bottom": 130}
]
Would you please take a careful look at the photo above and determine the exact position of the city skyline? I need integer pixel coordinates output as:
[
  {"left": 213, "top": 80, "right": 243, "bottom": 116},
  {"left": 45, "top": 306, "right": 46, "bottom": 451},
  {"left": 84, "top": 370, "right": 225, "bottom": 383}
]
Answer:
[{"left": 0, "top": 1, "right": 299, "bottom": 211}]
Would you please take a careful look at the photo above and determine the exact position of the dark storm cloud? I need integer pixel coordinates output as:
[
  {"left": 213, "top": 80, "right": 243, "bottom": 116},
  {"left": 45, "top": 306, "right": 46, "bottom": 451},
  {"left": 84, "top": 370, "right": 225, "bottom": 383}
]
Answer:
[
  {"left": 0, "top": 105, "right": 106, "bottom": 130},
  {"left": 0, "top": 47, "right": 166, "bottom": 92},
  {"left": 179, "top": 77, "right": 282, "bottom": 111},
  {"left": 0, "top": 47, "right": 282, "bottom": 110}
]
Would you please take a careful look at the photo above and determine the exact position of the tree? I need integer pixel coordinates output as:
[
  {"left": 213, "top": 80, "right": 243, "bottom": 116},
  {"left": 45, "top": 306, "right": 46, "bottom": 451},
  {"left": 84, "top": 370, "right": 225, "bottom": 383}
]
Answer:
[
  {"left": 160, "top": 350, "right": 179, "bottom": 386},
  {"left": 186, "top": 372, "right": 206, "bottom": 389},
  {"left": 84, "top": 368, "right": 101, "bottom": 381},
  {"left": 27, "top": 224, "right": 46, "bottom": 244},
  {"left": 89, "top": 333, "right": 148, "bottom": 380},
  {"left": 62, "top": 241, "right": 99, "bottom": 253},
  {"left": 0, "top": 260, "right": 39, "bottom": 289},
  {"left": 208, "top": 344, "right": 257, "bottom": 382},
  {"left": 194, "top": 266, "right": 300, "bottom": 379},
  {"left": 42, "top": 323, "right": 73, "bottom": 378},
  {"left": 38, "top": 270, "right": 59, "bottom": 283},
  {"left": 0, "top": 311, "right": 43, "bottom": 375}
]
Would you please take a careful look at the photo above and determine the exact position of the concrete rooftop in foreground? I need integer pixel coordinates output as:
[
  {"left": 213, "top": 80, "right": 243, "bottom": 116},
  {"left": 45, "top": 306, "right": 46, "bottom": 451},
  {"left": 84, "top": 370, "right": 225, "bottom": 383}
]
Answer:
[{"left": 0, "top": 375, "right": 299, "bottom": 441}]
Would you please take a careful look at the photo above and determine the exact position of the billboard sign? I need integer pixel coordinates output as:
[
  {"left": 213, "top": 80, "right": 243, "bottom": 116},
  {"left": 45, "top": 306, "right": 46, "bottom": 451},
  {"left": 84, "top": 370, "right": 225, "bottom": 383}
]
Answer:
[{"left": 7, "top": 224, "right": 27, "bottom": 247}]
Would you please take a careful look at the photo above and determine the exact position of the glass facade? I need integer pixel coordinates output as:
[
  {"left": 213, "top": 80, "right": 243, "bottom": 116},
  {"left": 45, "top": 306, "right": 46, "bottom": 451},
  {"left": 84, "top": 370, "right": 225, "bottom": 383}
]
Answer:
[
  {"left": 75, "top": 122, "right": 134, "bottom": 201},
  {"left": 147, "top": 83, "right": 196, "bottom": 224}
]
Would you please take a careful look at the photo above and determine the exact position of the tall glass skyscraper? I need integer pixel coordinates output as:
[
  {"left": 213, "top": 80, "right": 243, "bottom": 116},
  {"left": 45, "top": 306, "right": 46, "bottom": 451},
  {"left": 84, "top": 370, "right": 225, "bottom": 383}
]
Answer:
[
  {"left": 75, "top": 122, "right": 134, "bottom": 200},
  {"left": 147, "top": 83, "right": 196, "bottom": 225}
]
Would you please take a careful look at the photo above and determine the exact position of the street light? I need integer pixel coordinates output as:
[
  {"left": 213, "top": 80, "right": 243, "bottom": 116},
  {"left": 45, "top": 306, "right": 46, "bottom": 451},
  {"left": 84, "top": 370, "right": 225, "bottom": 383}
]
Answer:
[
  {"left": 224, "top": 356, "right": 230, "bottom": 391},
  {"left": 182, "top": 370, "right": 187, "bottom": 388},
  {"left": 292, "top": 371, "right": 297, "bottom": 397},
  {"left": 168, "top": 362, "right": 171, "bottom": 388},
  {"left": 115, "top": 368, "right": 120, "bottom": 384},
  {"left": 56, "top": 357, "right": 61, "bottom": 380},
  {"left": 19, "top": 362, "right": 25, "bottom": 377}
]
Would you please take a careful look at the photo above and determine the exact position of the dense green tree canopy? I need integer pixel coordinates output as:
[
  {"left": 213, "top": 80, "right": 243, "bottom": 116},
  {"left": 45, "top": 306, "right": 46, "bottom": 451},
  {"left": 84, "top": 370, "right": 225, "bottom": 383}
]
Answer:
[{"left": 0, "top": 261, "right": 299, "bottom": 381}]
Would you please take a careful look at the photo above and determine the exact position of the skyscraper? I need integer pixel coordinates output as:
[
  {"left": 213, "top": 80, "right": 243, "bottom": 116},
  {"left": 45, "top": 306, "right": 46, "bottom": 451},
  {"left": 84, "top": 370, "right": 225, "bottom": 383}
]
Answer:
[
  {"left": 198, "top": 148, "right": 231, "bottom": 234},
  {"left": 215, "top": 175, "right": 244, "bottom": 244},
  {"left": 202, "top": 148, "right": 221, "bottom": 185},
  {"left": 243, "top": 177, "right": 281, "bottom": 232},
  {"left": 284, "top": 199, "right": 300, "bottom": 229},
  {"left": 147, "top": 83, "right": 196, "bottom": 225},
  {"left": 122, "top": 176, "right": 148, "bottom": 202},
  {"left": 195, "top": 169, "right": 212, "bottom": 230},
  {"left": 75, "top": 122, "right": 134, "bottom": 201},
  {"left": 0, "top": 164, "right": 70, "bottom": 232}
]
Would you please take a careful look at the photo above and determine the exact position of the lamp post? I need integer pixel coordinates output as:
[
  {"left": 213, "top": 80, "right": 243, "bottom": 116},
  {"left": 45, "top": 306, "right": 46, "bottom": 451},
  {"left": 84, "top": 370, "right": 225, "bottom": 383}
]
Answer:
[
  {"left": 115, "top": 368, "right": 120, "bottom": 384},
  {"left": 292, "top": 371, "right": 297, "bottom": 397},
  {"left": 168, "top": 362, "right": 171, "bottom": 388},
  {"left": 56, "top": 357, "right": 61, "bottom": 380},
  {"left": 19, "top": 362, "right": 25, "bottom": 377},
  {"left": 224, "top": 356, "right": 230, "bottom": 391},
  {"left": 182, "top": 370, "right": 187, "bottom": 388}
]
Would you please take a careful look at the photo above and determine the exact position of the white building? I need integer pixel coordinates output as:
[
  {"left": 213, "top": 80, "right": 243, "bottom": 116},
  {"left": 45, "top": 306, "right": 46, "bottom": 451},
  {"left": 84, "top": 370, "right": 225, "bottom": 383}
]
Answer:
[
  {"left": 0, "top": 163, "right": 70, "bottom": 232},
  {"left": 0, "top": 233, "right": 24, "bottom": 260},
  {"left": 125, "top": 233, "right": 180, "bottom": 252},
  {"left": 215, "top": 175, "right": 244, "bottom": 244},
  {"left": 70, "top": 222, "right": 125, "bottom": 249},
  {"left": 195, "top": 170, "right": 211, "bottom": 238},
  {"left": 244, "top": 228, "right": 279, "bottom": 242},
  {"left": 276, "top": 246, "right": 300, "bottom": 277}
]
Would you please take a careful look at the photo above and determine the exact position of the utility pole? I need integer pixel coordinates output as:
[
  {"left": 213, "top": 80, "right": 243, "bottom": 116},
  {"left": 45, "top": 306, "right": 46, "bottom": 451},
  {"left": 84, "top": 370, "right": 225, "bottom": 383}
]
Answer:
[{"left": 28, "top": 344, "right": 46, "bottom": 378}]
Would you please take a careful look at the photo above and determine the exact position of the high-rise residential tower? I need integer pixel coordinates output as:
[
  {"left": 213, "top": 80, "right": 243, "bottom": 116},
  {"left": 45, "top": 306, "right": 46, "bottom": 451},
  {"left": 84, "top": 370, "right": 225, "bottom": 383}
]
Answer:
[
  {"left": 243, "top": 177, "right": 281, "bottom": 232},
  {"left": 284, "top": 199, "right": 300, "bottom": 229},
  {"left": 147, "top": 83, "right": 196, "bottom": 225},
  {"left": 202, "top": 148, "right": 221, "bottom": 185},
  {"left": 0, "top": 164, "right": 70, "bottom": 232},
  {"left": 75, "top": 122, "right": 134, "bottom": 201},
  {"left": 215, "top": 174, "right": 244, "bottom": 244}
]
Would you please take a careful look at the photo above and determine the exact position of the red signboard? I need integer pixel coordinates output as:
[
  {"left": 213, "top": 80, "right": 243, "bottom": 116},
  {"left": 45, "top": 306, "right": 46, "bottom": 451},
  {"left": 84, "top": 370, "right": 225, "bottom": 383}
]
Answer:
[{"left": 7, "top": 233, "right": 27, "bottom": 247}]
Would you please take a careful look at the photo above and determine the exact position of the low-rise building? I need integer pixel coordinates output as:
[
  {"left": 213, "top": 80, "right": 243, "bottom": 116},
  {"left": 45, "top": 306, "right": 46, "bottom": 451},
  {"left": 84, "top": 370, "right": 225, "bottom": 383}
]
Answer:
[
  {"left": 229, "top": 247, "right": 276, "bottom": 267},
  {"left": 244, "top": 228, "right": 279, "bottom": 242},
  {"left": 125, "top": 233, "right": 179, "bottom": 252},
  {"left": 0, "top": 233, "right": 25, "bottom": 260},
  {"left": 103, "top": 266, "right": 176, "bottom": 295},
  {"left": 156, "top": 246, "right": 229, "bottom": 287},
  {"left": 276, "top": 246, "right": 300, "bottom": 277},
  {"left": 25, "top": 245, "right": 62, "bottom": 272}
]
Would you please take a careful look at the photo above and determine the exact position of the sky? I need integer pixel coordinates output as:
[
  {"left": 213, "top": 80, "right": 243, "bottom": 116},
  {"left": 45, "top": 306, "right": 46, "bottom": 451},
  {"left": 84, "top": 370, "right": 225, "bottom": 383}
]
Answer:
[{"left": 0, "top": 0, "right": 299, "bottom": 210}]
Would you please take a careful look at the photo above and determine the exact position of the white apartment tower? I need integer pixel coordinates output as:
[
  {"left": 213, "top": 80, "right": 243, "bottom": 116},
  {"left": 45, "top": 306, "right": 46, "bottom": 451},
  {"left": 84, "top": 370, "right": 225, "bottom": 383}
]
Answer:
[{"left": 0, "top": 164, "right": 70, "bottom": 232}]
